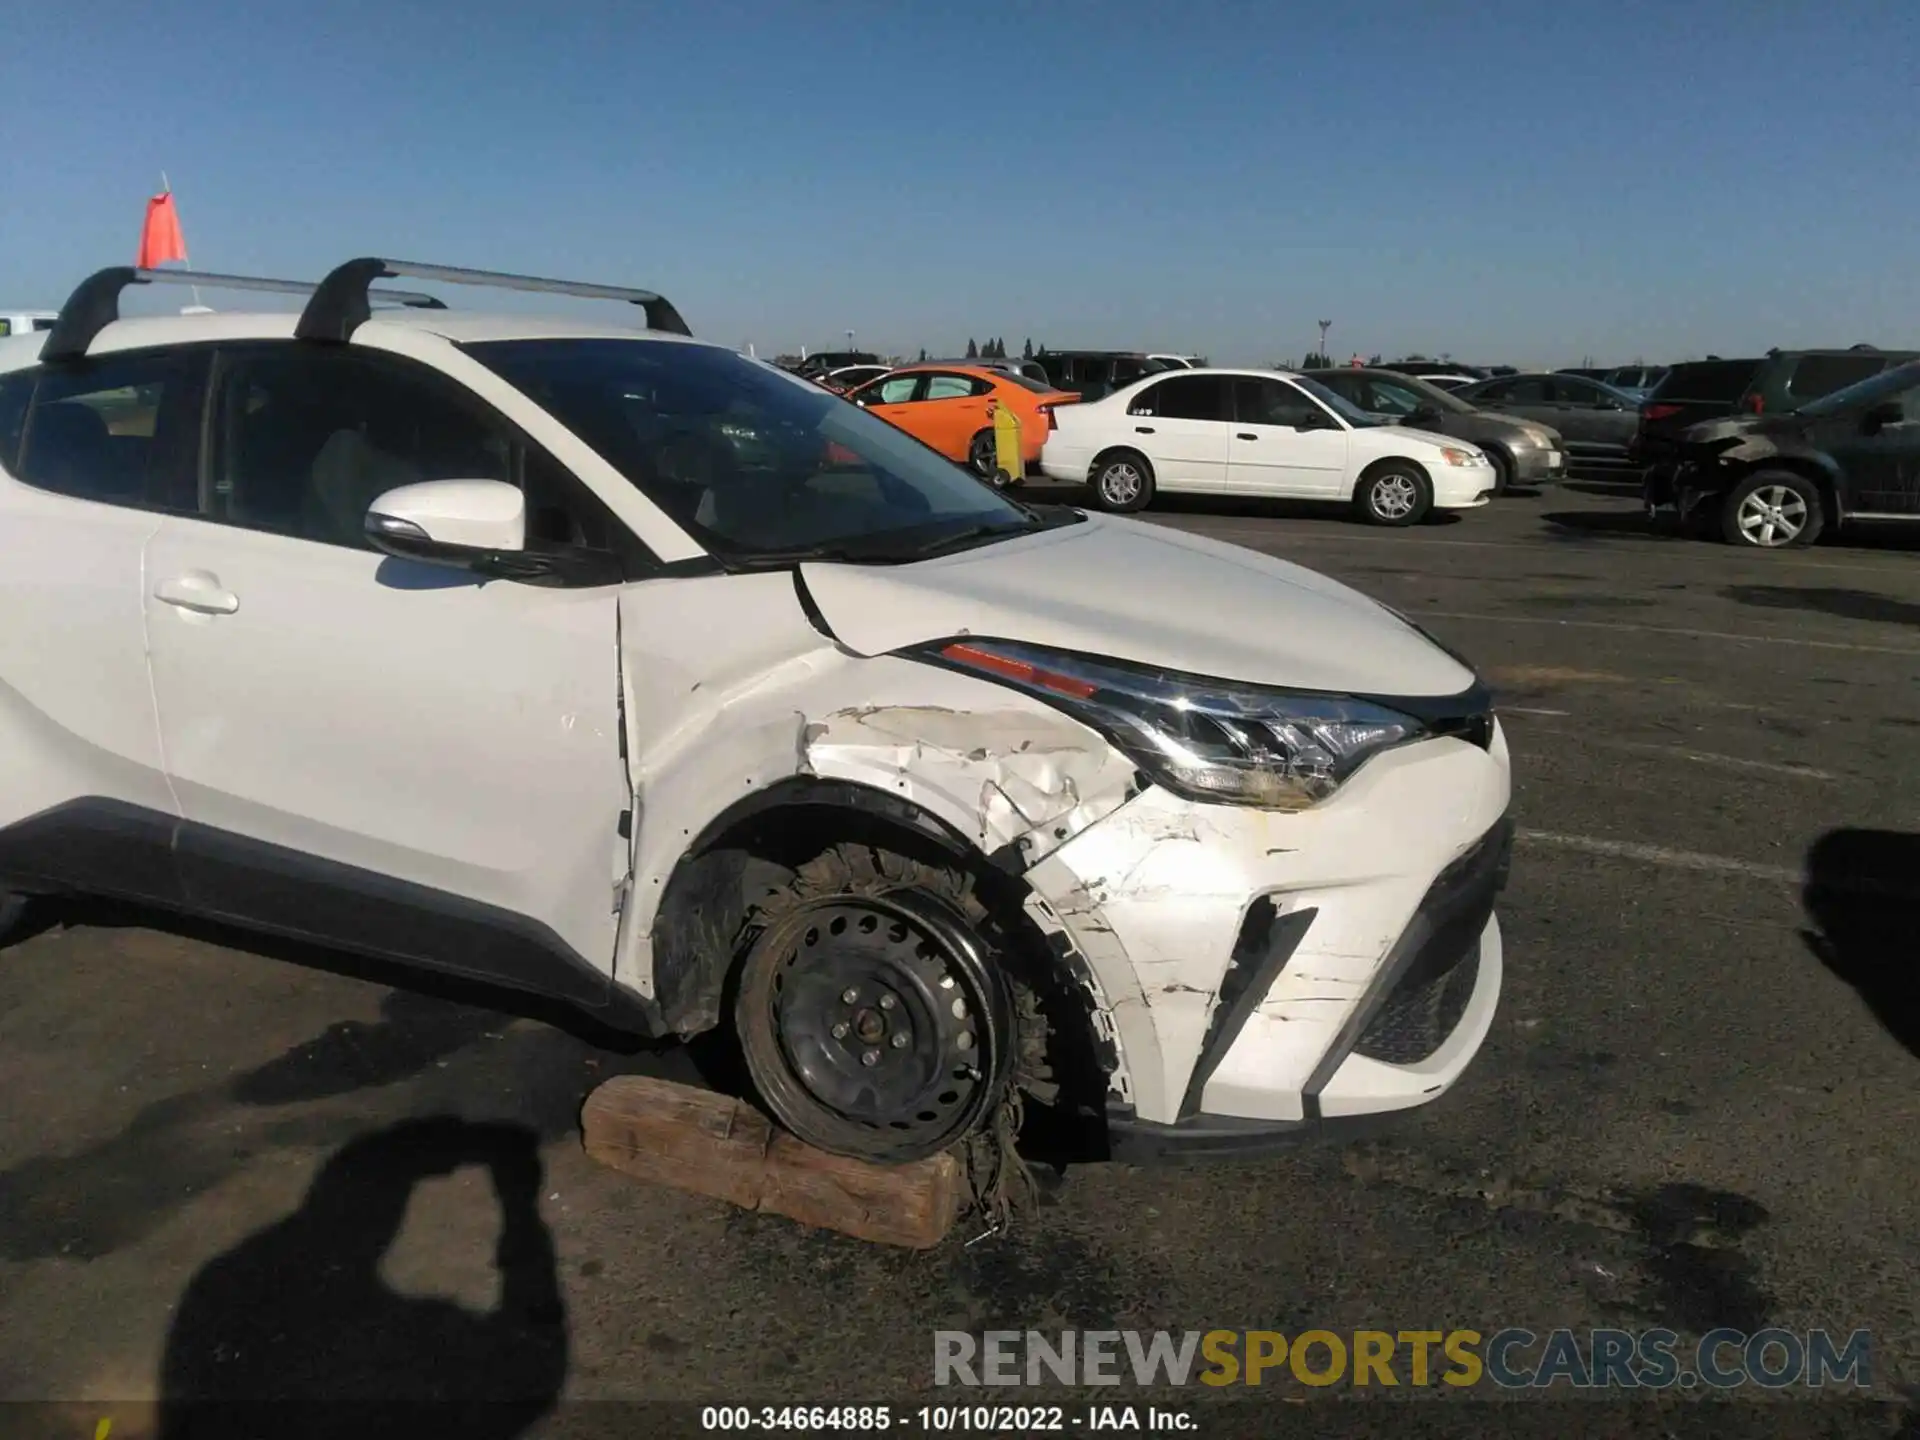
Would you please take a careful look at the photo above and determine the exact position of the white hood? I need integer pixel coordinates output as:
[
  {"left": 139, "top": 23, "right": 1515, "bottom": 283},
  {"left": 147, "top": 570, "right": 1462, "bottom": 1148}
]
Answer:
[{"left": 799, "top": 513, "right": 1476, "bottom": 697}]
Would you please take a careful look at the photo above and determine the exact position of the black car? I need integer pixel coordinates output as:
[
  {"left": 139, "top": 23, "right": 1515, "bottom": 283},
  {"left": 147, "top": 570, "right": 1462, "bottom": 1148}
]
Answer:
[
  {"left": 1645, "top": 359, "right": 1920, "bottom": 549},
  {"left": 1630, "top": 358, "right": 1764, "bottom": 471},
  {"left": 1455, "top": 372, "right": 1642, "bottom": 477},
  {"left": 1032, "top": 350, "right": 1170, "bottom": 401},
  {"left": 791, "top": 350, "right": 880, "bottom": 379},
  {"left": 1386, "top": 360, "right": 1491, "bottom": 381},
  {"left": 1735, "top": 346, "right": 1920, "bottom": 416}
]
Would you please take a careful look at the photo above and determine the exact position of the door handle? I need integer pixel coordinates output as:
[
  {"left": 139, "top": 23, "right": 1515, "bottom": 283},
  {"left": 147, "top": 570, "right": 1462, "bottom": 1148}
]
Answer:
[
  {"left": 1134, "top": 425, "right": 1156, "bottom": 434},
  {"left": 1237, "top": 432, "right": 1258, "bottom": 441},
  {"left": 154, "top": 573, "right": 240, "bottom": 616}
]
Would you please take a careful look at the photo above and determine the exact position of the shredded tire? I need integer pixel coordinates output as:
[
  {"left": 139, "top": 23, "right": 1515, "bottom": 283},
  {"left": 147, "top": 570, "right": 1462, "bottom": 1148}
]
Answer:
[{"left": 742, "top": 843, "right": 1051, "bottom": 1229}]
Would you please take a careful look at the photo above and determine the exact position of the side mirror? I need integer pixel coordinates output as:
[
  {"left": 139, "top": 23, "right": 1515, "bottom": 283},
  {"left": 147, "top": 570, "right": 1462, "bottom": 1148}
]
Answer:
[
  {"left": 366, "top": 479, "right": 526, "bottom": 567},
  {"left": 1864, "top": 401, "right": 1904, "bottom": 432},
  {"left": 1408, "top": 405, "right": 1441, "bottom": 426},
  {"left": 1294, "top": 410, "right": 1336, "bottom": 431}
]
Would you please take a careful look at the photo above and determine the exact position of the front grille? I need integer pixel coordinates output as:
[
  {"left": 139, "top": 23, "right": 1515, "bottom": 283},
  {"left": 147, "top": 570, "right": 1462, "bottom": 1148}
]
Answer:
[
  {"left": 1354, "top": 944, "right": 1480, "bottom": 1064},
  {"left": 1348, "top": 819, "right": 1509, "bottom": 1066},
  {"left": 1432, "top": 711, "right": 1495, "bottom": 750}
]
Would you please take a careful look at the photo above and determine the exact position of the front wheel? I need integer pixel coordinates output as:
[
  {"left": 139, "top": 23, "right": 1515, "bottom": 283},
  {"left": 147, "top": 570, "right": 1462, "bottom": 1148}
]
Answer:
[
  {"left": 733, "top": 846, "right": 1023, "bottom": 1165},
  {"left": 1484, "top": 447, "right": 1514, "bottom": 496},
  {"left": 0, "top": 890, "right": 25, "bottom": 946},
  {"left": 1355, "top": 465, "right": 1433, "bottom": 526},
  {"left": 1720, "top": 472, "right": 1824, "bottom": 549}
]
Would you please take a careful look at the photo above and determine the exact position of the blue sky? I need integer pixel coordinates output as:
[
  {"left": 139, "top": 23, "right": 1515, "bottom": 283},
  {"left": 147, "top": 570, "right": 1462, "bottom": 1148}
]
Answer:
[{"left": 3, "top": 0, "right": 1916, "bottom": 365}]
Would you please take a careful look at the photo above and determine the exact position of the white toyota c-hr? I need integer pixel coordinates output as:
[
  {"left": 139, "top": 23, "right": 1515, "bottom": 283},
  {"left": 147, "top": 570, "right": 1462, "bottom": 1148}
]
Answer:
[
  {"left": 1040, "top": 367, "right": 1500, "bottom": 525},
  {"left": 0, "top": 259, "right": 1511, "bottom": 1166}
]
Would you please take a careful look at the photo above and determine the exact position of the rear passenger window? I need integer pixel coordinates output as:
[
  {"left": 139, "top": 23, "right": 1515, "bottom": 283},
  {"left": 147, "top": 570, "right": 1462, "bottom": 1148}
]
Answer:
[
  {"left": 15, "top": 352, "right": 199, "bottom": 507},
  {"left": 1133, "top": 375, "right": 1229, "bottom": 421},
  {"left": 923, "top": 374, "right": 989, "bottom": 400},
  {"left": 1786, "top": 356, "right": 1883, "bottom": 401}
]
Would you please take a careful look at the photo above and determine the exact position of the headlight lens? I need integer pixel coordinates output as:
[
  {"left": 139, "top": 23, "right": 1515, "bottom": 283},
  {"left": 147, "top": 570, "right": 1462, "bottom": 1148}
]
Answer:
[
  {"left": 1439, "top": 446, "right": 1483, "bottom": 466},
  {"left": 918, "top": 640, "right": 1427, "bottom": 809}
]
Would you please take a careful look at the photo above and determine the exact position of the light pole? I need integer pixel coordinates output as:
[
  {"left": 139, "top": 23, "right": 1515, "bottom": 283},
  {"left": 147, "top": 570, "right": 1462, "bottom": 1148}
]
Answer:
[
  {"left": 846, "top": 329, "right": 856, "bottom": 354},
  {"left": 1317, "top": 320, "right": 1331, "bottom": 365}
]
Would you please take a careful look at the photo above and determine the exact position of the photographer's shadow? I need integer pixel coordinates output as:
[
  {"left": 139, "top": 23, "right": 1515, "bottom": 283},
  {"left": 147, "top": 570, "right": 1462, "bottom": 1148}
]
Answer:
[
  {"left": 1804, "top": 828, "right": 1920, "bottom": 1060},
  {"left": 160, "top": 1117, "right": 567, "bottom": 1440}
]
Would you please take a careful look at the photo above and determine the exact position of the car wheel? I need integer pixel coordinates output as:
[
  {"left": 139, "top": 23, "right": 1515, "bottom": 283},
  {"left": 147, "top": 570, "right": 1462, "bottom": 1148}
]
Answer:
[
  {"left": 733, "top": 844, "right": 1036, "bottom": 1165},
  {"left": 1090, "top": 451, "right": 1155, "bottom": 512},
  {"left": 1720, "top": 471, "right": 1824, "bottom": 549},
  {"left": 0, "top": 890, "right": 27, "bottom": 947},
  {"left": 967, "top": 430, "right": 997, "bottom": 478},
  {"left": 1355, "top": 464, "right": 1433, "bottom": 526},
  {"left": 1484, "top": 447, "right": 1514, "bottom": 496}
]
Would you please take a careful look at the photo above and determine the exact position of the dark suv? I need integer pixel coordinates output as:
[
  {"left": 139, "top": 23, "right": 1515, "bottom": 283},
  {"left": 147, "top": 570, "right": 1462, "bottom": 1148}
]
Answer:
[
  {"left": 1630, "top": 358, "right": 1763, "bottom": 471},
  {"left": 1645, "top": 359, "right": 1920, "bottom": 549},
  {"left": 1736, "top": 346, "right": 1919, "bottom": 416},
  {"left": 1032, "top": 350, "right": 1169, "bottom": 401}
]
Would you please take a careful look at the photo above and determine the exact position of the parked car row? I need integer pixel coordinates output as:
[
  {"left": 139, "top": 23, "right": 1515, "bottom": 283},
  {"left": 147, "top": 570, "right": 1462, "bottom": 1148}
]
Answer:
[{"left": 786, "top": 339, "right": 1920, "bottom": 551}]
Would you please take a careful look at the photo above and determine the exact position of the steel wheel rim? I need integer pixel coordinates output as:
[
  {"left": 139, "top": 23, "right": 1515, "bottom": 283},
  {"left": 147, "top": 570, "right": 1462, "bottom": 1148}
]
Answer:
[
  {"left": 760, "top": 898, "right": 993, "bottom": 1150},
  {"left": 1736, "top": 485, "right": 1807, "bottom": 546},
  {"left": 1372, "top": 473, "right": 1417, "bottom": 519},
  {"left": 1100, "top": 463, "right": 1142, "bottom": 506}
]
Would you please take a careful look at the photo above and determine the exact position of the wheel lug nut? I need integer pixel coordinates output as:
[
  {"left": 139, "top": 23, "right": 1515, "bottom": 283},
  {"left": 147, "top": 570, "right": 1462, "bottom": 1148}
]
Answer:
[
  {"left": 831, "top": 1022, "right": 850, "bottom": 1040},
  {"left": 891, "top": 1033, "right": 909, "bottom": 1049},
  {"left": 951, "top": 998, "right": 968, "bottom": 1019},
  {"left": 861, "top": 1049, "right": 880, "bottom": 1066},
  {"left": 878, "top": 994, "right": 896, "bottom": 1010},
  {"left": 956, "top": 1031, "right": 975, "bottom": 1051},
  {"left": 841, "top": 988, "right": 859, "bottom": 1004}
]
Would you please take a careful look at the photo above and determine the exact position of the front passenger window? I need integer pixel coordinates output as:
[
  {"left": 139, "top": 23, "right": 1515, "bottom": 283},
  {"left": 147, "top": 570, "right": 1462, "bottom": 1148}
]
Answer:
[{"left": 209, "top": 346, "right": 513, "bottom": 549}]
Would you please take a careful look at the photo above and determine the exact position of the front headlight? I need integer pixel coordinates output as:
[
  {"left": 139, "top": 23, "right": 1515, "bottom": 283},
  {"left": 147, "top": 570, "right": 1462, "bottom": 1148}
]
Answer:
[
  {"left": 1438, "top": 446, "right": 1484, "bottom": 466},
  {"left": 917, "top": 639, "right": 1428, "bottom": 809}
]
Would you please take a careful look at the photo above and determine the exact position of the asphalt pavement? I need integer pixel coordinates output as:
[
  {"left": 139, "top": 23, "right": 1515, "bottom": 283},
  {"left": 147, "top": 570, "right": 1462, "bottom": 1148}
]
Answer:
[{"left": 2, "top": 481, "right": 1917, "bottom": 1436}]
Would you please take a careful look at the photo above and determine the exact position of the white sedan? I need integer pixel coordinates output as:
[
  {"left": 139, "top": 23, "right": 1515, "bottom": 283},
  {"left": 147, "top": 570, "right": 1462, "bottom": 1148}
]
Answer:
[{"left": 1040, "top": 367, "right": 1499, "bottom": 525}]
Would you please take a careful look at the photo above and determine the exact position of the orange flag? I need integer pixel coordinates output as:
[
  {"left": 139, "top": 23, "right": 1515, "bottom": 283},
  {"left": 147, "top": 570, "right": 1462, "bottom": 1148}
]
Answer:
[{"left": 136, "top": 192, "right": 188, "bottom": 269}]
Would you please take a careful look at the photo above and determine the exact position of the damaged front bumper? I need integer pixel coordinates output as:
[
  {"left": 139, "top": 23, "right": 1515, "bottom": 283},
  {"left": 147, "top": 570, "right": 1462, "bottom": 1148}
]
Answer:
[{"left": 1017, "top": 723, "right": 1512, "bottom": 1153}]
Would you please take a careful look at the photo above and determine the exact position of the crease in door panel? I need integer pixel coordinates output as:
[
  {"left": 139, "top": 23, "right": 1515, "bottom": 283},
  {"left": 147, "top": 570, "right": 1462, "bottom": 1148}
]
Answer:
[{"left": 137, "top": 517, "right": 186, "bottom": 819}]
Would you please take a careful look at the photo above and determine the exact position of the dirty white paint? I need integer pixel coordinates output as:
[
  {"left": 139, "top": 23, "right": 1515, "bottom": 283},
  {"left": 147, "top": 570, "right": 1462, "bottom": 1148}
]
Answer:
[
  {"left": 611, "top": 576, "right": 1138, "bottom": 1000},
  {"left": 1026, "top": 728, "right": 1511, "bottom": 1126}
]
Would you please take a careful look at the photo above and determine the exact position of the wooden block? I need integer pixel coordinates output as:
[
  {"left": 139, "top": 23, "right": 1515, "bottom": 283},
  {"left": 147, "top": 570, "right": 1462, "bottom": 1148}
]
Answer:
[{"left": 580, "top": 1074, "right": 962, "bottom": 1249}]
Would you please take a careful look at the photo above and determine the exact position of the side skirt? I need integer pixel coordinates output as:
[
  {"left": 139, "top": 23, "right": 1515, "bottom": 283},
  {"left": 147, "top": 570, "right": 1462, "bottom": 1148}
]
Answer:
[{"left": 0, "top": 797, "right": 665, "bottom": 1035}]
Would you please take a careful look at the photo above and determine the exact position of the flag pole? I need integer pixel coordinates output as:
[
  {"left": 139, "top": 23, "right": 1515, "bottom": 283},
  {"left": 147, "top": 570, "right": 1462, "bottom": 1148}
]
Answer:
[{"left": 161, "top": 172, "right": 202, "bottom": 307}]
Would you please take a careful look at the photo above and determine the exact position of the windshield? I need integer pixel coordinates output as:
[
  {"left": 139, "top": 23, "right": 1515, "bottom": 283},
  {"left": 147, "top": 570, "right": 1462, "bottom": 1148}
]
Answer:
[
  {"left": 1374, "top": 373, "right": 1474, "bottom": 414},
  {"left": 1793, "top": 360, "right": 1920, "bottom": 418},
  {"left": 466, "top": 339, "right": 1053, "bottom": 563},
  {"left": 1288, "top": 374, "right": 1383, "bottom": 428}
]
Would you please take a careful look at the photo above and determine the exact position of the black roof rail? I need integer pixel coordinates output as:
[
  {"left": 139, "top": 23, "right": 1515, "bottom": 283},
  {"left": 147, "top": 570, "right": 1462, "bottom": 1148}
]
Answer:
[
  {"left": 41, "top": 266, "right": 445, "bottom": 364},
  {"left": 295, "top": 257, "right": 691, "bottom": 343}
]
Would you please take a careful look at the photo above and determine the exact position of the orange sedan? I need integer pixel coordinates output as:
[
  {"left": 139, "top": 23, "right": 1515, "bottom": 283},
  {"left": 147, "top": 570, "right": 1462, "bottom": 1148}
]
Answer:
[{"left": 845, "top": 364, "right": 1079, "bottom": 477}]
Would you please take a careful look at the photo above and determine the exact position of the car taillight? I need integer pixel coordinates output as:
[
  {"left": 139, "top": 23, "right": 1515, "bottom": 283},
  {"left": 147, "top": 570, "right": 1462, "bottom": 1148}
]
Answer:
[
  {"left": 1038, "top": 404, "right": 1056, "bottom": 430},
  {"left": 1747, "top": 394, "right": 1764, "bottom": 414},
  {"left": 1643, "top": 403, "right": 1683, "bottom": 422}
]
